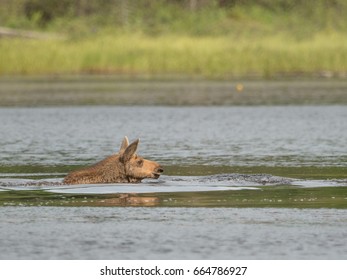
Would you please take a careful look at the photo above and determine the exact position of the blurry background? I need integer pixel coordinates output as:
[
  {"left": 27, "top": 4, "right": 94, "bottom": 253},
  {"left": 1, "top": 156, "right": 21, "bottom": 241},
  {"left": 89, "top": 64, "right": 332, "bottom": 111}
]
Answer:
[{"left": 1, "top": 0, "right": 347, "bottom": 78}]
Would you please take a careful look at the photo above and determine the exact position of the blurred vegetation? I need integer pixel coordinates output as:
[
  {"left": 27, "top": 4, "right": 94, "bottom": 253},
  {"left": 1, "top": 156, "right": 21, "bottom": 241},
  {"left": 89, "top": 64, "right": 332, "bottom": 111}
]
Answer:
[
  {"left": 1, "top": 0, "right": 347, "bottom": 77},
  {"left": 2, "top": 0, "right": 347, "bottom": 37}
]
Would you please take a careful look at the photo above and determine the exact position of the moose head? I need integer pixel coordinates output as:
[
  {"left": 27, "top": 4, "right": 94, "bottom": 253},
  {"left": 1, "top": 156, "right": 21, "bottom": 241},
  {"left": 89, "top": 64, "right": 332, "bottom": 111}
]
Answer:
[
  {"left": 63, "top": 136, "right": 163, "bottom": 185},
  {"left": 119, "top": 136, "right": 164, "bottom": 183}
]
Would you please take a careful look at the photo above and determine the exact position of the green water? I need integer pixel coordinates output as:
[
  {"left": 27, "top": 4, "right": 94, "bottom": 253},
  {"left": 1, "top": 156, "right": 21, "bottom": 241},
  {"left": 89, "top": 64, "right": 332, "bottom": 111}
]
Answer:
[
  {"left": 2, "top": 186, "right": 346, "bottom": 208},
  {"left": 1, "top": 165, "right": 346, "bottom": 208}
]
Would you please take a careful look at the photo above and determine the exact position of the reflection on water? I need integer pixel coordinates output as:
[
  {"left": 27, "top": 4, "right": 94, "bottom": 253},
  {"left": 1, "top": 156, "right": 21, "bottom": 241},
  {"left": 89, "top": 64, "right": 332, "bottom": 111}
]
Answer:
[{"left": 1, "top": 174, "right": 346, "bottom": 208}]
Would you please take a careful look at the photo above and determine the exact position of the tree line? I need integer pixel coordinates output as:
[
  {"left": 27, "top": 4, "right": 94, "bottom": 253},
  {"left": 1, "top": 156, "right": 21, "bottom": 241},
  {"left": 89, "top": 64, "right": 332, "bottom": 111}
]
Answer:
[{"left": 0, "top": 0, "right": 344, "bottom": 28}]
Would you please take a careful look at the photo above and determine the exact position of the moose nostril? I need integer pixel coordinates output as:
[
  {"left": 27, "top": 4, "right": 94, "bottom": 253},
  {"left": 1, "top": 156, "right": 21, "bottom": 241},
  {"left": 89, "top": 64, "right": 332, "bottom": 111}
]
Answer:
[{"left": 157, "top": 168, "right": 164, "bottom": 173}]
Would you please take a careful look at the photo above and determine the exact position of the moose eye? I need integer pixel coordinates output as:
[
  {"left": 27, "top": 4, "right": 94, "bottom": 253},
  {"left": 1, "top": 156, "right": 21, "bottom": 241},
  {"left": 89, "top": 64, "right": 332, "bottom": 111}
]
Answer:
[{"left": 137, "top": 159, "right": 144, "bottom": 167}]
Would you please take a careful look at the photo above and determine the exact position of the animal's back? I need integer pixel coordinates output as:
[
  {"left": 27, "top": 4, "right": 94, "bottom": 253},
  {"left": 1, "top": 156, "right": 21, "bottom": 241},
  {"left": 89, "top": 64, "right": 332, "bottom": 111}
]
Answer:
[{"left": 63, "top": 154, "right": 124, "bottom": 184}]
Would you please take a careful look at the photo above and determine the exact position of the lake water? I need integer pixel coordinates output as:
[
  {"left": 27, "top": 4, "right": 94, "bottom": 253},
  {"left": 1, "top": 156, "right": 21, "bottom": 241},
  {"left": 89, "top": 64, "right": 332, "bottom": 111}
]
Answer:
[
  {"left": 0, "top": 79, "right": 347, "bottom": 259},
  {"left": 1, "top": 106, "right": 346, "bottom": 167},
  {"left": 1, "top": 207, "right": 347, "bottom": 260}
]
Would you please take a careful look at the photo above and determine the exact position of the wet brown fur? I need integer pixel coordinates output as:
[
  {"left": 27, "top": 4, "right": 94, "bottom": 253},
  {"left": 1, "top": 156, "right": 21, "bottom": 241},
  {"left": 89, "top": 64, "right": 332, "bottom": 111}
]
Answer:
[{"left": 63, "top": 137, "right": 163, "bottom": 185}]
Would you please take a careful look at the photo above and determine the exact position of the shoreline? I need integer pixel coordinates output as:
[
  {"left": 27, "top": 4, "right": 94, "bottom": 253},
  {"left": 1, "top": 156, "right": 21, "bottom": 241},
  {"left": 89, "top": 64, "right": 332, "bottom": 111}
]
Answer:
[{"left": 1, "top": 78, "right": 347, "bottom": 106}]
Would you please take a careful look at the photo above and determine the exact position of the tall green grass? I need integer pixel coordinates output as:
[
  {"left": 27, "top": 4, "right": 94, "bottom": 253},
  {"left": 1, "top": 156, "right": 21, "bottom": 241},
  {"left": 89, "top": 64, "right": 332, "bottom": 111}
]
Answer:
[
  {"left": 1, "top": 32, "right": 347, "bottom": 78},
  {"left": 1, "top": 1, "right": 347, "bottom": 78}
]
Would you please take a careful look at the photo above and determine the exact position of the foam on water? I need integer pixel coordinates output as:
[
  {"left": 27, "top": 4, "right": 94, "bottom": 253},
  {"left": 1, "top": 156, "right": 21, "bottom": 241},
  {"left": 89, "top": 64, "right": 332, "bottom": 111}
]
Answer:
[{"left": 0, "top": 174, "right": 346, "bottom": 194}]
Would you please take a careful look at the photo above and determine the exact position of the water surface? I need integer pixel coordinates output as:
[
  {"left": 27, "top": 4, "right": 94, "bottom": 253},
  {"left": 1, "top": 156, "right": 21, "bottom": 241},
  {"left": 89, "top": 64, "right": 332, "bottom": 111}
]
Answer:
[
  {"left": 1, "top": 106, "right": 346, "bottom": 168},
  {"left": 1, "top": 79, "right": 347, "bottom": 259},
  {"left": 1, "top": 207, "right": 347, "bottom": 260},
  {"left": 1, "top": 105, "right": 346, "bottom": 208}
]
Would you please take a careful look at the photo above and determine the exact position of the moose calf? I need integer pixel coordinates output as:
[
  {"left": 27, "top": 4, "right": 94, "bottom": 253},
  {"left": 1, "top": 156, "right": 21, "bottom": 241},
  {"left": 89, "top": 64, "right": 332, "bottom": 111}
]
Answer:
[{"left": 63, "top": 137, "right": 163, "bottom": 185}]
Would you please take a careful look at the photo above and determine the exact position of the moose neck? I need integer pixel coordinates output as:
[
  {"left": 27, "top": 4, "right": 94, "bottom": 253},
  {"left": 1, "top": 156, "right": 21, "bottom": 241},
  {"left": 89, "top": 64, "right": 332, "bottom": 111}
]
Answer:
[{"left": 120, "top": 161, "right": 131, "bottom": 183}]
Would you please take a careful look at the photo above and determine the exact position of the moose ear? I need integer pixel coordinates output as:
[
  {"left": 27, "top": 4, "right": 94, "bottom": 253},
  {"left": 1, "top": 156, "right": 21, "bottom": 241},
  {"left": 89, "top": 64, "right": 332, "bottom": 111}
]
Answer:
[
  {"left": 121, "top": 139, "right": 139, "bottom": 163},
  {"left": 119, "top": 136, "right": 129, "bottom": 153}
]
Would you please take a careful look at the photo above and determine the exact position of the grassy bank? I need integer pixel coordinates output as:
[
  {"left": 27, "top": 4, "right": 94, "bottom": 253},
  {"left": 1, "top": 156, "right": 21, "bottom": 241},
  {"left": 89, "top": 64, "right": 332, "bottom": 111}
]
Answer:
[
  {"left": 1, "top": 0, "right": 347, "bottom": 78},
  {"left": 1, "top": 32, "right": 347, "bottom": 78}
]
